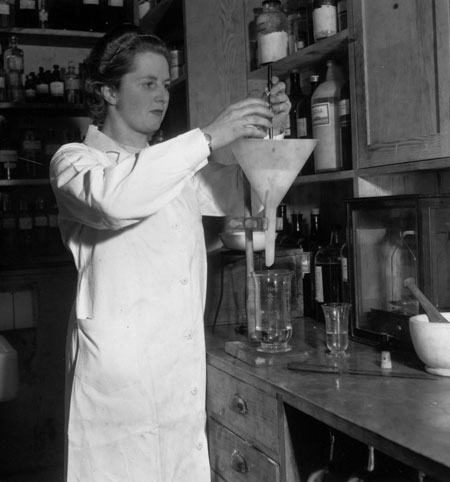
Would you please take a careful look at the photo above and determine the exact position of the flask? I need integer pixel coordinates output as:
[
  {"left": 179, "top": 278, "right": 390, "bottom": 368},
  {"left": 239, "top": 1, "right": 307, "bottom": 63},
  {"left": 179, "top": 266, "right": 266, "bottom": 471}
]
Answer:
[
  {"left": 39, "top": 0, "right": 48, "bottom": 28},
  {"left": 337, "top": 0, "right": 347, "bottom": 31},
  {"left": 80, "top": 0, "right": 103, "bottom": 32},
  {"left": 49, "top": 65, "right": 64, "bottom": 102},
  {"left": 4, "top": 36, "right": 25, "bottom": 103},
  {"left": 256, "top": 0, "right": 288, "bottom": 65},
  {"left": 0, "top": 0, "right": 14, "bottom": 27},
  {"left": 312, "top": 0, "right": 337, "bottom": 42},
  {"left": 301, "top": 207, "right": 321, "bottom": 316},
  {"left": 339, "top": 79, "right": 352, "bottom": 170},
  {"left": 0, "top": 193, "right": 17, "bottom": 264},
  {"left": 311, "top": 59, "right": 343, "bottom": 172},
  {"left": 64, "top": 61, "right": 80, "bottom": 104},
  {"left": 287, "top": 69, "right": 307, "bottom": 139},
  {"left": 15, "top": 0, "right": 39, "bottom": 28},
  {"left": 299, "top": 73, "right": 320, "bottom": 174},
  {"left": 104, "top": 0, "right": 126, "bottom": 31},
  {"left": 314, "top": 224, "right": 342, "bottom": 322}
]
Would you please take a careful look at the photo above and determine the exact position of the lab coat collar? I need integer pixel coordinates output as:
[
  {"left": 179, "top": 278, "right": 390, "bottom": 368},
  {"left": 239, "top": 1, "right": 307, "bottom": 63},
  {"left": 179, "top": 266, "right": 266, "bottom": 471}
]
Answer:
[{"left": 83, "top": 125, "right": 146, "bottom": 164}]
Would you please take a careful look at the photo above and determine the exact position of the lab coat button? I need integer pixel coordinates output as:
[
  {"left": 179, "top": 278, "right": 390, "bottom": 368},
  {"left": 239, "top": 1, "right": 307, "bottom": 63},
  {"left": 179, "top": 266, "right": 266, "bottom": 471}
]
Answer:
[
  {"left": 180, "top": 277, "right": 189, "bottom": 285},
  {"left": 190, "top": 387, "right": 198, "bottom": 396},
  {"left": 185, "top": 330, "right": 193, "bottom": 340},
  {"left": 195, "top": 442, "right": 203, "bottom": 450}
]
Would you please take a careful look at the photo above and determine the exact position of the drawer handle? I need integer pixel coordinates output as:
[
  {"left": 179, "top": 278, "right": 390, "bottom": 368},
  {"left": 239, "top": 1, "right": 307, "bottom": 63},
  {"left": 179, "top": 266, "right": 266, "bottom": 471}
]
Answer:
[
  {"left": 230, "top": 393, "right": 248, "bottom": 415},
  {"left": 230, "top": 449, "right": 248, "bottom": 473}
]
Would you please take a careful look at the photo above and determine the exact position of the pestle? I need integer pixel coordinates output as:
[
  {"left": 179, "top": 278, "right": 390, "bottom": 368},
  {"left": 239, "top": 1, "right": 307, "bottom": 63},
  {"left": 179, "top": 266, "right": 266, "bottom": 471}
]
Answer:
[{"left": 404, "top": 278, "right": 449, "bottom": 323}]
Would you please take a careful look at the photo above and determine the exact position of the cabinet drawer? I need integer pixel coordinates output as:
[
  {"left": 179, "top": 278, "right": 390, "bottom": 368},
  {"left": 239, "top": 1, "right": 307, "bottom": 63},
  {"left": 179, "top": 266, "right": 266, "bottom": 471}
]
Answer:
[
  {"left": 207, "top": 365, "right": 279, "bottom": 458},
  {"left": 209, "top": 417, "right": 280, "bottom": 482}
]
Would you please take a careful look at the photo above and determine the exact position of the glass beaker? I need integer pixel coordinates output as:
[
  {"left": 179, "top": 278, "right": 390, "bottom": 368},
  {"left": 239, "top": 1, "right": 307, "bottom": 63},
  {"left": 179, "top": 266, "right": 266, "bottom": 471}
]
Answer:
[
  {"left": 321, "top": 302, "right": 351, "bottom": 356},
  {"left": 252, "top": 269, "right": 293, "bottom": 353}
]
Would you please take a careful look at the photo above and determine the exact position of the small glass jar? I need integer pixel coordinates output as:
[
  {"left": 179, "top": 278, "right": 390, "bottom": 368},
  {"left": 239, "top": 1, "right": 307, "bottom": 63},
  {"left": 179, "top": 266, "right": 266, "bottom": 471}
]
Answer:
[
  {"left": 256, "top": 0, "right": 288, "bottom": 65},
  {"left": 312, "top": 0, "right": 337, "bottom": 42}
]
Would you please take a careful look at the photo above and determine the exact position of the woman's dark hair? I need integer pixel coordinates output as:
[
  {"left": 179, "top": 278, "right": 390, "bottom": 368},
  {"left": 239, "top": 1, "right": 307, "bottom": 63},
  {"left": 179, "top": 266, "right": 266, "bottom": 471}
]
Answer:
[{"left": 84, "top": 23, "right": 170, "bottom": 125}]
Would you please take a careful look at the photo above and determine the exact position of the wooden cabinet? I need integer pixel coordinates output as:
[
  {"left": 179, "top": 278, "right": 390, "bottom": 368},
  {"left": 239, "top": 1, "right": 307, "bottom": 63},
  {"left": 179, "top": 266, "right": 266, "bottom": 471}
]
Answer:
[{"left": 352, "top": 0, "right": 450, "bottom": 169}]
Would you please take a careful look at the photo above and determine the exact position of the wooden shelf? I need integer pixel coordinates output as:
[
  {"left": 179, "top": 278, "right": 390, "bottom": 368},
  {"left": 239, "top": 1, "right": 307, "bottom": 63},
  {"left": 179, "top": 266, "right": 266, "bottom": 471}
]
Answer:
[
  {"left": 248, "top": 29, "right": 349, "bottom": 80},
  {"left": 293, "top": 169, "right": 354, "bottom": 185},
  {"left": 0, "top": 179, "right": 50, "bottom": 186},
  {"left": 0, "top": 27, "right": 102, "bottom": 48}
]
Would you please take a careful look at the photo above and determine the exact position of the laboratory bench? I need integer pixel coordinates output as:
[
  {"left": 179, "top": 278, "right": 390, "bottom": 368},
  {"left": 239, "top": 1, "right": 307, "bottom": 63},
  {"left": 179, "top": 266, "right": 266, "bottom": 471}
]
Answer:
[{"left": 205, "top": 319, "right": 450, "bottom": 482}]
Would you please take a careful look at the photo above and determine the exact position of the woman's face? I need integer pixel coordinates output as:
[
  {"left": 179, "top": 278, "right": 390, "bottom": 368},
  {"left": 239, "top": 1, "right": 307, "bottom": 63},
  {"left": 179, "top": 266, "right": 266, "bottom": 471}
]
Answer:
[{"left": 111, "top": 51, "right": 170, "bottom": 138}]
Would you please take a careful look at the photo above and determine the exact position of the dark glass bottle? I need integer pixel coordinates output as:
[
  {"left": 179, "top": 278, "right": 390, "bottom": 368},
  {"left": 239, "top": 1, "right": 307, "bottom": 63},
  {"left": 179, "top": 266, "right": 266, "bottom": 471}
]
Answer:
[
  {"left": 49, "top": 64, "right": 64, "bottom": 103},
  {"left": 18, "top": 196, "right": 33, "bottom": 261},
  {"left": 0, "top": 0, "right": 14, "bottom": 27},
  {"left": 64, "top": 61, "right": 81, "bottom": 104},
  {"left": 36, "top": 66, "right": 50, "bottom": 102},
  {"left": 104, "top": 0, "right": 127, "bottom": 31},
  {"left": 339, "top": 79, "right": 352, "bottom": 170},
  {"left": 276, "top": 203, "right": 289, "bottom": 245},
  {"left": 0, "top": 193, "right": 17, "bottom": 265},
  {"left": 39, "top": 0, "right": 48, "bottom": 28},
  {"left": 48, "top": 0, "right": 79, "bottom": 29},
  {"left": 314, "top": 224, "right": 343, "bottom": 322},
  {"left": 80, "top": 0, "right": 103, "bottom": 32},
  {"left": 301, "top": 207, "right": 321, "bottom": 317},
  {"left": 287, "top": 69, "right": 307, "bottom": 139},
  {"left": 299, "top": 73, "right": 320, "bottom": 175},
  {"left": 32, "top": 196, "right": 49, "bottom": 257},
  {"left": 285, "top": 212, "right": 304, "bottom": 247},
  {"left": 15, "top": 0, "right": 39, "bottom": 28}
]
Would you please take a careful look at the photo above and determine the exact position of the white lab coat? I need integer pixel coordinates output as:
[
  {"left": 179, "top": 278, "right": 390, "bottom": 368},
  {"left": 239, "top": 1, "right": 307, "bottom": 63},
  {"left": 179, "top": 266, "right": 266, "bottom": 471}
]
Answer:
[{"left": 50, "top": 125, "right": 248, "bottom": 482}]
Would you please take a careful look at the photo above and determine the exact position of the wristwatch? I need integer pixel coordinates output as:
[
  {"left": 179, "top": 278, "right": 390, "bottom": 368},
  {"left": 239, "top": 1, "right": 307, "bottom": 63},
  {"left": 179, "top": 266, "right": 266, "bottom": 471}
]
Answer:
[{"left": 202, "top": 131, "right": 212, "bottom": 152}]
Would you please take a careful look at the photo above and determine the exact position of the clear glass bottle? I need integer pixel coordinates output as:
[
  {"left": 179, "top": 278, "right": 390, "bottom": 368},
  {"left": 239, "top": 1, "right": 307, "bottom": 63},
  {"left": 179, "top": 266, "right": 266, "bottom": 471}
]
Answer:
[
  {"left": 312, "top": 0, "right": 337, "bottom": 42},
  {"left": 49, "top": 65, "right": 64, "bottom": 102},
  {"left": 314, "top": 224, "right": 342, "bottom": 322},
  {"left": 64, "top": 61, "right": 81, "bottom": 104},
  {"left": 4, "top": 35, "right": 25, "bottom": 103},
  {"left": 311, "top": 59, "right": 343, "bottom": 172},
  {"left": 256, "top": 0, "right": 288, "bottom": 65}
]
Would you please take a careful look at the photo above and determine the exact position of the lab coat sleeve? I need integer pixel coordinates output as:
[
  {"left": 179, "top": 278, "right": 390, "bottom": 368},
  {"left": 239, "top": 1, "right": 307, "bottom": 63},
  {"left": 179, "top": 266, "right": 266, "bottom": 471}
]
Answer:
[
  {"left": 194, "top": 161, "right": 263, "bottom": 217},
  {"left": 50, "top": 129, "right": 210, "bottom": 230}
]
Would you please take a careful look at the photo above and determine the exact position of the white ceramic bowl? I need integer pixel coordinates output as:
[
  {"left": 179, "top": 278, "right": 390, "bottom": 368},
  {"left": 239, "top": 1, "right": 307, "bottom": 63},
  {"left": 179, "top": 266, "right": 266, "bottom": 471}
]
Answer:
[
  {"left": 219, "top": 231, "right": 274, "bottom": 252},
  {"left": 409, "top": 313, "right": 450, "bottom": 376}
]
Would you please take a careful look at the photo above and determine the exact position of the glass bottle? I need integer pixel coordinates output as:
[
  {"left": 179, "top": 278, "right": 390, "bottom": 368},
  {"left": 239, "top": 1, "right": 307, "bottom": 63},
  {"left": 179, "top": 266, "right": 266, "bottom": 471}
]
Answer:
[
  {"left": 340, "top": 240, "right": 350, "bottom": 303},
  {"left": 275, "top": 203, "right": 288, "bottom": 244},
  {"left": 256, "top": 0, "right": 288, "bottom": 65},
  {"left": 49, "top": 64, "right": 64, "bottom": 102},
  {"left": 0, "top": 0, "right": 14, "bottom": 27},
  {"left": 314, "top": 224, "right": 342, "bottom": 322},
  {"left": 32, "top": 195, "right": 48, "bottom": 257},
  {"left": 312, "top": 0, "right": 337, "bottom": 42},
  {"left": 39, "top": 0, "right": 48, "bottom": 28},
  {"left": 0, "top": 116, "right": 18, "bottom": 180},
  {"left": 337, "top": 0, "right": 347, "bottom": 31},
  {"left": 4, "top": 36, "right": 25, "bottom": 103},
  {"left": 24, "top": 73, "right": 37, "bottom": 102},
  {"left": 64, "top": 61, "right": 80, "bottom": 104},
  {"left": 36, "top": 66, "right": 50, "bottom": 102},
  {"left": 249, "top": 7, "right": 262, "bottom": 71},
  {"left": 0, "top": 193, "right": 17, "bottom": 264},
  {"left": 299, "top": 73, "right": 320, "bottom": 174},
  {"left": 21, "top": 129, "right": 42, "bottom": 178},
  {"left": 15, "top": 0, "right": 39, "bottom": 28},
  {"left": 287, "top": 6, "right": 310, "bottom": 55},
  {"left": 285, "top": 212, "right": 304, "bottom": 247},
  {"left": 80, "top": 0, "right": 102, "bottom": 32},
  {"left": 301, "top": 207, "right": 321, "bottom": 317},
  {"left": 104, "top": 0, "right": 126, "bottom": 31},
  {"left": 0, "top": 67, "right": 6, "bottom": 102},
  {"left": 287, "top": 69, "right": 307, "bottom": 139},
  {"left": 311, "top": 59, "right": 343, "bottom": 172},
  {"left": 339, "top": 79, "right": 352, "bottom": 170},
  {"left": 18, "top": 196, "right": 33, "bottom": 259}
]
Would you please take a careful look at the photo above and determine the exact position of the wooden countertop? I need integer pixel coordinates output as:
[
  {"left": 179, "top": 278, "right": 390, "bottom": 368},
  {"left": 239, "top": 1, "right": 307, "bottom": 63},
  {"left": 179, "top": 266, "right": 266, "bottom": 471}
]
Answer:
[{"left": 205, "top": 319, "right": 450, "bottom": 481}]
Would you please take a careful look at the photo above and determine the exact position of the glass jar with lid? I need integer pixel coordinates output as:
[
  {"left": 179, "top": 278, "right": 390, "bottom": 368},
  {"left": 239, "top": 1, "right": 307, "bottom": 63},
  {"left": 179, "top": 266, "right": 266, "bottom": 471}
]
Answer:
[
  {"left": 312, "top": 0, "right": 337, "bottom": 41},
  {"left": 256, "top": 0, "right": 288, "bottom": 65}
]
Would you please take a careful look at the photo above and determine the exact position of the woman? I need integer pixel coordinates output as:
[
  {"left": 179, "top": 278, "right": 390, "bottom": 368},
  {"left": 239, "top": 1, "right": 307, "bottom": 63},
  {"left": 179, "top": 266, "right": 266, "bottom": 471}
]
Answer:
[{"left": 50, "top": 24, "right": 290, "bottom": 482}]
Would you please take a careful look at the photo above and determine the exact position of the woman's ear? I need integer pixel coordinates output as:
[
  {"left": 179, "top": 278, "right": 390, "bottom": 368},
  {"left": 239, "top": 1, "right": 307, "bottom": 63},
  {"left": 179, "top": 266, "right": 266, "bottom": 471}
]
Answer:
[{"left": 101, "top": 85, "right": 117, "bottom": 105}]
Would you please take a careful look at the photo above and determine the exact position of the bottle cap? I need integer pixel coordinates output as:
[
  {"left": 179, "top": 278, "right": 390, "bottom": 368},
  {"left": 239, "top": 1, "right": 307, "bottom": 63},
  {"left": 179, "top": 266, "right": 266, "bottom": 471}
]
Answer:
[{"left": 312, "top": 207, "right": 320, "bottom": 215}]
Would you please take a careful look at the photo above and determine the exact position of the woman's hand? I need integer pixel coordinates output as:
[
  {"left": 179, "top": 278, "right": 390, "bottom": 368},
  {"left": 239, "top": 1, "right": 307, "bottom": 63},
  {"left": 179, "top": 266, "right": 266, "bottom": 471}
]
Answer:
[
  {"left": 202, "top": 98, "right": 274, "bottom": 151},
  {"left": 267, "top": 76, "right": 291, "bottom": 133}
]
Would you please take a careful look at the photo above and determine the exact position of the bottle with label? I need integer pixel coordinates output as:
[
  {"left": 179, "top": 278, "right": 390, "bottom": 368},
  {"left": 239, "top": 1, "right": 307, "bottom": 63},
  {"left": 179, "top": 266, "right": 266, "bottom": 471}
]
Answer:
[
  {"left": 300, "top": 73, "right": 320, "bottom": 175},
  {"left": 0, "top": 193, "right": 17, "bottom": 265},
  {"left": 287, "top": 69, "right": 307, "bottom": 139},
  {"left": 36, "top": 66, "right": 50, "bottom": 102},
  {"left": 314, "top": 224, "right": 343, "bottom": 322},
  {"left": 256, "top": 0, "right": 288, "bottom": 65},
  {"left": 49, "top": 65, "right": 64, "bottom": 102},
  {"left": 340, "top": 240, "right": 351, "bottom": 303},
  {"left": 64, "top": 61, "right": 81, "bottom": 104},
  {"left": 80, "top": 0, "right": 103, "bottom": 32},
  {"left": 39, "top": 0, "right": 48, "bottom": 28},
  {"left": 339, "top": 79, "right": 352, "bottom": 170},
  {"left": 24, "top": 73, "right": 37, "bottom": 102},
  {"left": 0, "top": 0, "right": 14, "bottom": 27},
  {"left": 4, "top": 35, "right": 25, "bottom": 103},
  {"left": 311, "top": 59, "right": 343, "bottom": 172},
  {"left": 104, "top": 0, "right": 126, "bottom": 31},
  {"left": 312, "top": 0, "right": 337, "bottom": 42},
  {"left": 32, "top": 196, "right": 49, "bottom": 257},
  {"left": 301, "top": 207, "right": 322, "bottom": 317},
  {"left": 15, "top": 0, "right": 39, "bottom": 28},
  {"left": 0, "top": 115, "right": 18, "bottom": 180},
  {"left": 18, "top": 196, "right": 33, "bottom": 260},
  {"left": 21, "top": 129, "right": 42, "bottom": 178}
]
